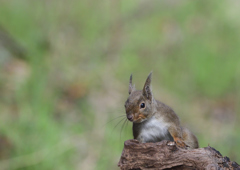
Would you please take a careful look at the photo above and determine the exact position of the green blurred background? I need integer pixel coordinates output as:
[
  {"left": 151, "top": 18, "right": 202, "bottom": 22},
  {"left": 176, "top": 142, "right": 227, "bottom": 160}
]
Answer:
[{"left": 0, "top": 0, "right": 240, "bottom": 169}]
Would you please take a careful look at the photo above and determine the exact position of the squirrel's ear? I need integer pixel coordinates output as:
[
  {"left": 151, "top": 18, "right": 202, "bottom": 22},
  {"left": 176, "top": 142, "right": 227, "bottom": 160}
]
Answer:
[
  {"left": 129, "top": 74, "right": 135, "bottom": 95},
  {"left": 143, "top": 72, "right": 153, "bottom": 101}
]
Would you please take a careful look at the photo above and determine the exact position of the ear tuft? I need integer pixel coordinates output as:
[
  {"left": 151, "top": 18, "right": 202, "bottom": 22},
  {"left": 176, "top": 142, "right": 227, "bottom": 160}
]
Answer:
[
  {"left": 142, "top": 72, "right": 153, "bottom": 101},
  {"left": 129, "top": 74, "right": 135, "bottom": 95}
]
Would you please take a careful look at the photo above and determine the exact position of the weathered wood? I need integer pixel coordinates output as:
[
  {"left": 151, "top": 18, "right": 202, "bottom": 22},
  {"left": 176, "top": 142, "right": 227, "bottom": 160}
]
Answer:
[{"left": 118, "top": 139, "right": 239, "bottom": 170}]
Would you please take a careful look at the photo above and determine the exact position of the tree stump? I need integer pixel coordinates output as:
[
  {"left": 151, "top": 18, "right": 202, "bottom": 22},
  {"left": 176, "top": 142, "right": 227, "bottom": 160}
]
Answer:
[{"left": 118, "top": 139, "right": 239, "bottom": 170}]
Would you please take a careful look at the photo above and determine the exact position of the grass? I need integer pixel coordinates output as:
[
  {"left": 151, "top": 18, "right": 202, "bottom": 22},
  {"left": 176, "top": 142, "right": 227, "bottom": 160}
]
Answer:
[{"left": 0, "top": 0, "right": 240, "bottom": 169}]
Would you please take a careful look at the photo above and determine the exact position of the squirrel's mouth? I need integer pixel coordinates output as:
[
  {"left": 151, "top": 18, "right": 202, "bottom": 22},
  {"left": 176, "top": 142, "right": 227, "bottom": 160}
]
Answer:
[
  {"left": 128, "top": 114, "right": 147, "bottom": 123},
  {"left": 127, "top": 115, "right": 133, "bottom": 121}
]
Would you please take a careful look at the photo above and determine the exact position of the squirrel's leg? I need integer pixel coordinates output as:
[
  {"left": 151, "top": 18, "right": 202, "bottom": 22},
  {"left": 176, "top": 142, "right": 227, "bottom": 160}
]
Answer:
[
  {"left": 182, "top": 127, "right": 199, "bottom": 149},
  {"left": 168, "top": 126, "right": 187, "bottom": 148}
]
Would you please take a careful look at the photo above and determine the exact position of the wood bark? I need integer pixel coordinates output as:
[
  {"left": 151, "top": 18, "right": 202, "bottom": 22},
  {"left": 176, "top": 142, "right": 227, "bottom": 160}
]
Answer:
[{"left": 118, "top": 139, "right": 239, "bottom": 170}]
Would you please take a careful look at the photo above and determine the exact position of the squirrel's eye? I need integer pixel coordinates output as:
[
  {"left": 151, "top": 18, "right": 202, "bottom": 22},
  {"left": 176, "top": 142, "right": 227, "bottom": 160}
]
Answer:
[{"left": 140, "top": 103, "right": 145, "bottom": 108}]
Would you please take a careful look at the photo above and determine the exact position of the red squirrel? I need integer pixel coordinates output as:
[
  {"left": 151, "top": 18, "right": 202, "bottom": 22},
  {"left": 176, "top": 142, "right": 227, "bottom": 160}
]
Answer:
[{"left": 124, "top": 72, "right": 198, "bottom": 149}]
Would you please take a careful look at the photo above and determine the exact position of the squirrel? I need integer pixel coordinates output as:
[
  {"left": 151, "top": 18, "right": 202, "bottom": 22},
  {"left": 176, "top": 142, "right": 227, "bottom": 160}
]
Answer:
[{"left": 124, "top": 72, "right": 199, "bottom": 149}]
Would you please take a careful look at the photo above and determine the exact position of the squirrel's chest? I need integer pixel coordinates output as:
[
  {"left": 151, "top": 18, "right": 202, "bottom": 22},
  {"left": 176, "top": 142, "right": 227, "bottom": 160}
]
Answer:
[{"left": 134, "top": 116, "right": 173, "bottom": 143}]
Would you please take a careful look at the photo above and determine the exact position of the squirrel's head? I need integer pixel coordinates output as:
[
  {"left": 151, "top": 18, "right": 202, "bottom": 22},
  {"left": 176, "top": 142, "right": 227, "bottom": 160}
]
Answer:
[{"left": 125, "top": 72, "right": 154, "bottom": 123}]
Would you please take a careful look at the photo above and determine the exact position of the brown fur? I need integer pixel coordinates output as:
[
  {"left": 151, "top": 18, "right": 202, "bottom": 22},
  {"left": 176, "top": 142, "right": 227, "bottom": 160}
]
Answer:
[{"left": 125, "top": 72, "right": 199, "bottom": 149}]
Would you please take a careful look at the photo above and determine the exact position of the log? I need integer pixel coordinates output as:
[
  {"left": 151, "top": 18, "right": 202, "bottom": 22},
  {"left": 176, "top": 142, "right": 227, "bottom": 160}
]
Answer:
[{"left": 118, "top": 139, "right": 240, "bottom": 170}]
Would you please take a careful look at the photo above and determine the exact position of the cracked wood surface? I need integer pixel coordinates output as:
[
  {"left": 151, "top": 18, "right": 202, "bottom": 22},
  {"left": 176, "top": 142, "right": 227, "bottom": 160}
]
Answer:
[{"left": 118, "top": 139, "right": 239, "bottom": 170}]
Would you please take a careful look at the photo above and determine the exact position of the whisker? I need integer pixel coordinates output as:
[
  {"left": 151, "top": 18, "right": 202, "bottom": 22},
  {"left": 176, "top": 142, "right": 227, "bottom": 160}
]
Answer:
[
  {"left": 120, "top": 118, "right": 128, "bottom": 141},
  {"left": 111, "top": 117, "right": 126, "bottom": 134},
  {"left": 124, "top": 120, "right": 129, "bottom": 139},
  {"left": 102, "top": 115, "right": 126, "bottom": 128},
  {"left": 126, "top": 119, "right": 129, "bottom": 129}
]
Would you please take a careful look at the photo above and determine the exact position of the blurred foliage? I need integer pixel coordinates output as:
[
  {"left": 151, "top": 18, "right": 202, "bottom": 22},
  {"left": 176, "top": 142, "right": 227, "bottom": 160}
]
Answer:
[{"left": 0, "top": 0, "right": 240, "bottom": 169}]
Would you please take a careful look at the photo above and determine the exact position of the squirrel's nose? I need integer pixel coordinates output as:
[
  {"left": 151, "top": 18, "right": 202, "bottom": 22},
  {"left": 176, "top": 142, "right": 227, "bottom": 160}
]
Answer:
[{"left": 127, "top": 115, "right": 133, "bottom": 121}]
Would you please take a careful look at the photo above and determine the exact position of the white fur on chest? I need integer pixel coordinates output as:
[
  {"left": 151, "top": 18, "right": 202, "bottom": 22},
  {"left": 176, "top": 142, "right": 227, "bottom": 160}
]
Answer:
[{"left": 138, "top": 116, "right": 171, "bottom": 142}]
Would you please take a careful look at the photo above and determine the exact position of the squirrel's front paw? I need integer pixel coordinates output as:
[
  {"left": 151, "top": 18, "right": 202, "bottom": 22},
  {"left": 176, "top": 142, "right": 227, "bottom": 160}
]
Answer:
[
  {"left": 137, "top": 136, "right": 146, "bottom": 143},
  {"left": 174, "top": 137, "right": 187, "bottom": 148}
]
